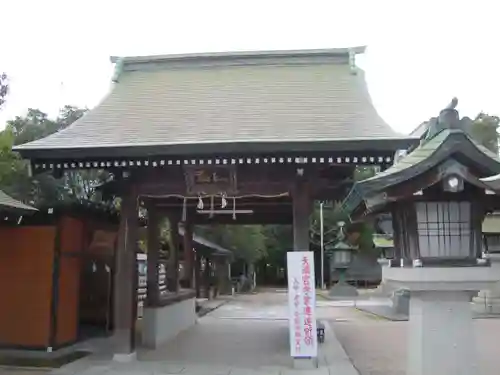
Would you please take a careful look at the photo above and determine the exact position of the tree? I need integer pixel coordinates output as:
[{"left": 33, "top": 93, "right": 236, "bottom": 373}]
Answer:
[
  {"left": 418, "top": 112, "right": 499, "bottom": 154},
  {"left": 261, "top": 225, "right": 292, "bottom": 268},
  {"left": 310, "top": 200, "right": 374, "bottom": 253},
  {"left": 0, "top": 73, "right": 8, "bottom": 109},
  {"left": 468, "top": 113, "right": 499, "bottom": 154},
  {"left": 0, "top": 105, "right": 109, "bottom": 206},
  {"left": 0, "top": 129, "right": 32, "bottom": 200},
  {"left": 196, "top": 224, "right": 267, "bottom": 265}
]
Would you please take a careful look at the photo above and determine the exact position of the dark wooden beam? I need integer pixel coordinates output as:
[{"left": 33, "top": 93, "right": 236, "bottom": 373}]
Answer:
[
  {"left": 146, "top": 206, "right": 161, "bottom": 306},
  {"left": 292, "top": 179, "right": 312, "bottom": 251},
  {"left": 167, "top": 213, "right": 181, "bottom": 293},
  {"left": 194, "top": 252, "right": 201, "bottom": 298},
  {"left": 192, "top": 213, "right": 293, "bottom": 225},
  {"left": 204, "top": 257, "right": 211, "bottom": 299},
  {"left": 182, "top": 221, "right": 194, "bottom": 288},
  {"left": 113, "top": 182, "right": 139, "bottom": 355}
]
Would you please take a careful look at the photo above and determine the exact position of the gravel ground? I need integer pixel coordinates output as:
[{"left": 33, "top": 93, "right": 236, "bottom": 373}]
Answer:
[{"left": 332, "top": 309, "right": 500, "bottom": 375}]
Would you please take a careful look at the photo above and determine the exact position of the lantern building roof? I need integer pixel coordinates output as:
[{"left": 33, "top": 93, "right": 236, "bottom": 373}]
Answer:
[
  {"left": 0, "top": 190, "right": 37, "bottom": 215},
  {"left": 178, "top": 225, "right": 232, "bottom": 259},
  {"left": 14, "top": 47, "right": 415, "bottom": 164},
  {"left": 342, "top": 99, "right": 500, "bottom": 218}
]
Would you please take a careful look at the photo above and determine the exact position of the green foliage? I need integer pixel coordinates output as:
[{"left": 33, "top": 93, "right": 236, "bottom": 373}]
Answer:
[
  {"left": 196, "top": 224, "right": 267, "bottom": 264},
  {"left": 0, "top": 73, "right": 8, "bottom": 109},
  {"left": 0, "top": 105, "right": 109, "bottom": 206},
  {"left": 0, "top": 129, "right": 32, "bottom": 200},
  {"left": 468, "top": 112, "right": 499, "bottom": 154},
  {"left": 353, "top": 166, "right": 377, "bottom": 181},
  {"left": 260, "top": 225, "right": 292, "bottom": 267},
  {"left": 419, "top": 112, "right": 499, "bottom": 154},
  {"left": 310, "top": 201, "right": 374, "bottom": 254}
]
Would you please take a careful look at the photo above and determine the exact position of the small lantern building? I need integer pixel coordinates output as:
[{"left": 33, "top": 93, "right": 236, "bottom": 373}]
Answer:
[{"left": 341, "top": 99, "right": 500, "bottom": 375}]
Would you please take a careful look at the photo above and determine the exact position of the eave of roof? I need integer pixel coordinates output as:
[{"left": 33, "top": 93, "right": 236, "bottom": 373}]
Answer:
[
  {"left": 372, "top": 234, "right": 394, "bottom": 248},
  {"left": 178, "top": 226, "right": 232, "bottom": 257},
  {"left": 341, "top": 129, "right": 500, "bottom": 218},
  {"left": 0, "top": 190, "right": 37, "bottom": 214},
  {"left": 15, "top": 47, "right": 416, "bottom": 161},
  {"left": 483, "top": 215, "right": 500, "bottom": 234},
  {"left": 360, "top": 130, "right": 500, "bottom": 192}
]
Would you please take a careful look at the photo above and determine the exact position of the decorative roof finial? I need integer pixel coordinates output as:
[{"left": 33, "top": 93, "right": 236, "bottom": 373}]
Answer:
[
  {"left": 438, "top": 97, "right": 460, "bottom": 130},
  {"left": 423, "top": 97, "right": 462, "bottom": 142},
  {"left": 111, "top": 58, "right": 125, "bottom": 83},
  {"left": 445, "top": 97, "right": 458, "bottom": 110},
  {"left": 336, "top": 221, "right": 347, "bottom": 241},
  {"left": 348, "top": 49, "right": 358, "bottom": 75}
]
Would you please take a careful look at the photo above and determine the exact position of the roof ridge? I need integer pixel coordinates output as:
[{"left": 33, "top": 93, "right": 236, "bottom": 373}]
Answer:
[{"left": 110, "top": 46, "right": 366, "bottom": 64}]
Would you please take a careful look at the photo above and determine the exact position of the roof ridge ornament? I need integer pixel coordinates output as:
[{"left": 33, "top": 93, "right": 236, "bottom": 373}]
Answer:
[
  {"left": 112, "top": 58, "right": 125, "bottom": 83},
  {"left": 348, "top": 49, "right": 358, "bottom": 75},
  {"left": 423, "top": 97, "right": 462, "bottom": 142}
]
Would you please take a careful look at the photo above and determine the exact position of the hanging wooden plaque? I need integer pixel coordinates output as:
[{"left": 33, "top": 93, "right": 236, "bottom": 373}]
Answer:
[{"left": 184, "top": 165, "right": 237, "bottom": 195}]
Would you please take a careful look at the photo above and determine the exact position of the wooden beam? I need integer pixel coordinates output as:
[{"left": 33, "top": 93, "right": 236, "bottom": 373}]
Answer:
[
  {"left": 182, "top": 221, "right": 194, "bottom": 288},
  {"left": 204, "top": 257, "right": 211, "bottom": 299},
  {"left": 146, "top": 206, "right": 161, "bottom": 306},
  {"left": 292, "top": 180, "right": 312, "bottom": 251},
  {"left": 191, "top": 213, "right": 293, "bottom": 225},
  {"left": 167, "top": 213, "right": 181, "bottom": 293},
  {"left": 194, "top": 252, "right": 201, "bottom": 298},
  {"left": 112, "top": 182, "right": 139, "bottom": 355}
]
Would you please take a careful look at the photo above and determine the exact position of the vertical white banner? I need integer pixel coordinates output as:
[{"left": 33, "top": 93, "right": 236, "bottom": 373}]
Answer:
[{"left": 287, "top": 251, "right": 318, "bottom": 358}]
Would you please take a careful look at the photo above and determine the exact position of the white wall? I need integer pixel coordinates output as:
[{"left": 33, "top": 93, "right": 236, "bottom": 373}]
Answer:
[{"left": 142, "top": 297, "right": 197, "bottom": 348}]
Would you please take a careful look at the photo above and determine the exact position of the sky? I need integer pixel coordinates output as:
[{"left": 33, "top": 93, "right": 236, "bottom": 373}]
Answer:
[{"left": 0, "top": 0, "right": 499, "bottom": 134}]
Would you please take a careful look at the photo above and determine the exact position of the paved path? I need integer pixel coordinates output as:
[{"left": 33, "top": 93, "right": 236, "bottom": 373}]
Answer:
[
  {"left": 333, "top": 308, "right": 500, "bottom": 375},
  {"left": 0, "top": 369, "right": 49, "bottom": 375},
  {"left": 139, "top": 292, "right": 356, "bottom": 374},
  {"left": 52, "top": 292, "right": 357, "bottom": 375}
]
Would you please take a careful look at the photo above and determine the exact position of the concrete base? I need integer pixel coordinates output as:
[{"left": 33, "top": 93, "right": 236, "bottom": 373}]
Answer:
[
  {"left": 373, "top": 259, "right": 395, "bottom": 296},
  {"left": 328, "top": 281, "right": 359, "bottom": 299},
  {"left": 385, "top": 267, "right": 499, "bottom": 375},
  {"left": 472, "top": 290, "right": 500, "bottom": 314},
  {"left": 472, "top": 254, "right": 500, "bottom": 314},
  {"left": 391, "top": 289, "right": 410, "bottom": 315},
  {"left": 384, "top": 266, "right": 499, "bottom": 291},
  {"left": 142, "top": 297, "right": 196, "bottom": 348},
  {"left": 408, "top": 291, "right": 479, "bottom": 375},
  {"left": 112, "top": 352, "right": 137, "bottom": 362}
]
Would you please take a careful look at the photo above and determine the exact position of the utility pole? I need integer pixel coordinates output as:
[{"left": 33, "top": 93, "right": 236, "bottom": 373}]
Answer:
[{"left": 320, "top": 202, "right": 325, "bottom": 289}]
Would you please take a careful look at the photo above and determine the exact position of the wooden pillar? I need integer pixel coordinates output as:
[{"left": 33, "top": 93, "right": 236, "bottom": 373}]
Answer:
[
  {"left": 204, "top": 257, "right": 211, "bottom": 299},
  {"left": 146, "top": 207, "right": 161, "bottom": 306},
  {"left": 182, "top": 221, "right": 194, "bottom": 288},
  {"left": 194, "top": 252, "right": 201, "bottom": 298},
  {"left": 168, "top": 214, "right": 180, "bottom": 293},
  {"left": 292, "top": 181, "right": 311, "bottom": 251},
  {"left": 112, "top": 184, "right": 139, "bottom": 358},
  {"left": 216, "top": 257, "right": 231, "bottom": 295}
]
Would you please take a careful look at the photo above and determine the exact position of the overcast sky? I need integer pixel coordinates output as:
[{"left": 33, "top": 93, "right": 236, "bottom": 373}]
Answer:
[{"left": 0, "top": 0, "right": 499, "bottom": 134}]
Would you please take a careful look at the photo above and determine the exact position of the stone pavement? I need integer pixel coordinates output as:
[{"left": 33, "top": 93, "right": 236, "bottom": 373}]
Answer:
[
  {"left": 0, "top": 369, "right": 50, "bottom": 375},
  {"left": 47, "top": 292, "right": 358, "bottom": 375}
]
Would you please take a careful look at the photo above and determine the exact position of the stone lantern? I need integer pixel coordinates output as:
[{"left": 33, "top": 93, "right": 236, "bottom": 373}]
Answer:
[
  {"left": 341, "top": 98, "right": 500, "bottom": 375},
  {"left": 326, "top": 222, "right": 359, "bottom": 298}
]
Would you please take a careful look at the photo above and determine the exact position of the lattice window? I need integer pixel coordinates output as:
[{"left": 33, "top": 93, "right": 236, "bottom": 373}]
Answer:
[{"left": 415, "top": 201, "right": 474, "bottom": 258}]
